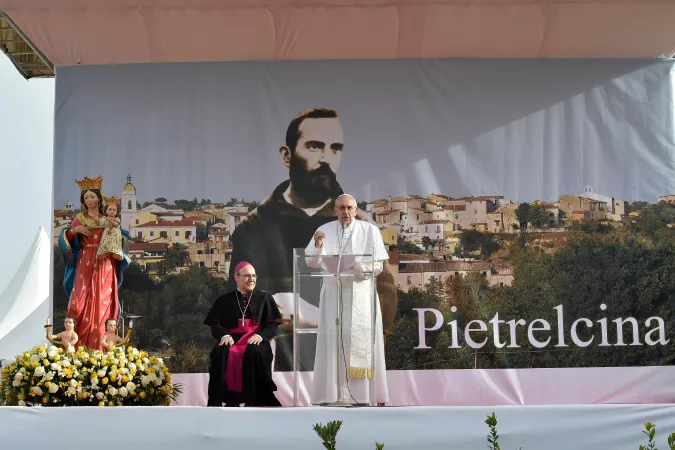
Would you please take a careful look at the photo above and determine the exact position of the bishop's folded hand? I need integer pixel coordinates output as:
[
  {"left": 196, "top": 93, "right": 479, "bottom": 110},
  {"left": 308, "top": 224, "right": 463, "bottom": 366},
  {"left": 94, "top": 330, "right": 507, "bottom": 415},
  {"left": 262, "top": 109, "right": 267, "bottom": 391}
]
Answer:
[
  {"left": 248, "top": 334, "right": 262, "bottom": 345},
  {"left": 219, "top": 335, "right": 234, "bottom": 346}
]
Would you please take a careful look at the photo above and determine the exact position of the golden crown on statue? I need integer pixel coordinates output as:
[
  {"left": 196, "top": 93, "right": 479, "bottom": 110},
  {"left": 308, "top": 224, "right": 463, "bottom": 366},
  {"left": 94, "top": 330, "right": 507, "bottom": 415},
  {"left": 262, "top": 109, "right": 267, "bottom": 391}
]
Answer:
[
  {"left": 74, "top": 175, "right": 104, "bottom": 192},
  {"left": 104, "top": 195, "right": 121, "bottom": 205}
]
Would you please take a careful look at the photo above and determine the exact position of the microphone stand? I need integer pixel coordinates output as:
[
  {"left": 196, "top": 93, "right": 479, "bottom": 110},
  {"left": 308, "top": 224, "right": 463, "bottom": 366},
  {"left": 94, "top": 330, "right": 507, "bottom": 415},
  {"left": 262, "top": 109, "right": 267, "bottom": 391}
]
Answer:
[{"left": 327, "top": 220, "right": 353, "bottom": 407}]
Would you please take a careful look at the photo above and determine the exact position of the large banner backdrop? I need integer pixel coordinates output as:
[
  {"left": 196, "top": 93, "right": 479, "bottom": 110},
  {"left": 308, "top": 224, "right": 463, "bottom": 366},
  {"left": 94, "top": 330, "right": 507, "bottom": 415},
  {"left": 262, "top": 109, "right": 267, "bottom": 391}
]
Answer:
[{"left": 53, "top": 59, "right": 675, "bottom": 406}]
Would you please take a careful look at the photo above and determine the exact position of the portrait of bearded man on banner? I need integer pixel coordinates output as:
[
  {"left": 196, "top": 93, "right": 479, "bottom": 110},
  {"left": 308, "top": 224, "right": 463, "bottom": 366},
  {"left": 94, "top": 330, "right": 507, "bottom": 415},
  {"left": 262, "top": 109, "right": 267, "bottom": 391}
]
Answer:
[{"left": 228, "top": 107, "right": 398, "bottom": 372}]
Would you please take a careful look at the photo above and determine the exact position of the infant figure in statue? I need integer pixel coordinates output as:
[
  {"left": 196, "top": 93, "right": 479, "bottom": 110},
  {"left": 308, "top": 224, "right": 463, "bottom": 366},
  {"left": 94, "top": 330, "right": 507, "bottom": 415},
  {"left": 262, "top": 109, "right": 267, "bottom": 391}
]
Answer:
[
  {"left": 101, "top": 318, "right": 123, "bottom": 351},
  {"left": 50, "top": 317, "right": 79, "bottom": 350},
  {"left": 97, "top": 197, "right": 124, "bottom": 261}
]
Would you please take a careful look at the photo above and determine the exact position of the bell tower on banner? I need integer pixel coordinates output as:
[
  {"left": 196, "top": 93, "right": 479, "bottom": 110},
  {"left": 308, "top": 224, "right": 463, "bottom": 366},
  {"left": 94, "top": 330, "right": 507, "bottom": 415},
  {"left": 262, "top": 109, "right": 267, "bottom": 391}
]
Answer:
[{"left": 121, "top": 174, "right": 137, "bottom": 231}]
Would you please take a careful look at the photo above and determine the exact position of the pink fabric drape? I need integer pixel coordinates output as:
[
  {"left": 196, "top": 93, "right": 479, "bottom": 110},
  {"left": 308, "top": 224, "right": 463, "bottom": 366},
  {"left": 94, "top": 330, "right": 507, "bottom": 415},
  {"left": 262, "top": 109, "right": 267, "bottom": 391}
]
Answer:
[{"left": 1, "top": 0, "right": 674, "bottom": 66}]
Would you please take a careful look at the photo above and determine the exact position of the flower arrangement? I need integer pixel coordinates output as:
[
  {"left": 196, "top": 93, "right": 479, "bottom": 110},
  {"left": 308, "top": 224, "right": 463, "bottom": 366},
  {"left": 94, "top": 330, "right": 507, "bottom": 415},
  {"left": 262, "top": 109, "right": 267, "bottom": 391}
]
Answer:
[{"left": 0, "top": 344, "right": 182, "bottom": 406}]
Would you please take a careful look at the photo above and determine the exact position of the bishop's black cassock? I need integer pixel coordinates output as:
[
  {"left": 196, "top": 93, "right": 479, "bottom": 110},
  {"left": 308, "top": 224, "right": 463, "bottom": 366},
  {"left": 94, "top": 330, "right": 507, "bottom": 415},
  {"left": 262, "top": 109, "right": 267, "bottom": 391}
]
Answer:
[{"left": 203, "top": 288, "right": 282, "bottom": 406}]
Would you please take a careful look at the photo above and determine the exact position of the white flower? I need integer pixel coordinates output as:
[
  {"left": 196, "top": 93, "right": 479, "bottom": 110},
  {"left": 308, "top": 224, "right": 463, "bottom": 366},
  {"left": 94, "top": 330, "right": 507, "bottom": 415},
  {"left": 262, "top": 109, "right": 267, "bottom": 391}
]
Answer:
[
  {"left": 39, "top": 351, "right": 47, "bottom": 359},
  {"left": 153, "top": 378, "right": 162, "bottom": 386},
  {"left": 91, "top": 378, "right": 99, "bottom": 387},
  {"left": 97, "top": 369, "right": 107, "bottom": 377},
  {"left": 19, "top": 367, "right": 26, "bottom": 374},
  {"left": 66, "top": 345, "right": 75, "bottom": 354},
  {"left": 69, "top": 379, "right": 77, "bottom": 388},
  {"left": 119, "top": 387, "right": 128, "bottom": 397},
  {"left": 108, "top": 387, "right": 118, "bottom": 396},
  {"left": 45, "top": 371, "right": 55, "bottom": 381},
  {"left": 126, "top": 382, "right": 137, "bottom": 392},
  {"left": 66, "top": 386, "right": 76, "bottom": 396},
  {"left": 29, "top": 355, "right": 40, "bottom": 364},
  {"left": 50, "top": 363, "right": 59, "bottom": 371},
  {"left": 61, "top": 360, "right": 71, "bottom": 368},
  {"left": 48, "top": 345, "right": 58, "bottom": 352},
  {"left": 12, "top": 379, "right": 21, "bottom": 387},
  {"left": 74, "top": 359, "right": 82, "bottom": 367},
  {"left": 120, "top": 367, "right": 130, "bottom": 375},
  {"left": 34, "top": 366, "right": 46, "bottom": 377},
  {"left": 96, "top": 392, "right": 105, "bottom": 400},
  {"left": 48, "top": 383, "right": 59, "bottom": 394},
  {"left": 128, "top": 363, "right": 137, "bottom": 371},
  {"left": 113, "top": 358, "right": 120, "bottom": 365},
  {"left": 47, "top": 349, "right": 58, "bottom": 358},
  {"left": 141, "top": 375, "right": 150, "bottom": 387},
  {"left": 142, "top": 357, "right": 149, "bottom": 364},
  {"left": 18, "top": 400, "right": 26, "bottom": 406},
  {"left": 138, "top": 364, "right": 145, "bottom": 372},
  {"left": 30, "top": 386, "right": 43, "bottom": 396},
  {"left": 14, "top": 372, "right": 22, "bottom": 380}
]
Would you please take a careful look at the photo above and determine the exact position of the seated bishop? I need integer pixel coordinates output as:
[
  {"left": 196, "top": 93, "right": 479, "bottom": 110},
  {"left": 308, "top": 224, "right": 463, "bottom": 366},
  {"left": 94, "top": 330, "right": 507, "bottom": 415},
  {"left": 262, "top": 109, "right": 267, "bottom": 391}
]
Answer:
[{"left": 203, "top": 261, "right": 283, "bottom": 407}]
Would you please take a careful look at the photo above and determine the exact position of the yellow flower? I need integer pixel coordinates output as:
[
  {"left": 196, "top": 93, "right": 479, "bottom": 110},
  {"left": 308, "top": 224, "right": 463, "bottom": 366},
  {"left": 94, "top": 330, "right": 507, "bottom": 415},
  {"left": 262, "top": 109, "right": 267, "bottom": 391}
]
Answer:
[
  {"left": 17, "top": 394, "right": 25, "bottom": 401},
  {"left": 31, "top": 362, "right": 39, "bottom": 369},
  {"left": 43, "top": 360, "right": 49, "bottom": 366},
  {"left": 102, "top": 377, "right": 109, "bottom": 385},
  {"left": 91, "top": 372, "right": 98, "bottom": 379},
  {"left": 45, "top": 381, "right": 51, "bottom": 388},
  {"left": 122, "top": 375, "right": 129, "bottom": 383},
  {"left": 111, "top": 375, "right": 117, "bottom": 382},
  {"left": 139, "top": 392, "right": 146, "bottom": 399},
  {"left": 82, "top": 392, "right": 89, "bottom": 399},
  {"left": 98, "top": 401, "right": 105, "bottom": 406},
  {"left": 23, "top": 352, "right": 30, "bottom": 358},
  {"left": 41, "top": 397, "right": 48, "bottom": 404},
  {"left": 89, "top": 358, "right": 96, "bottom": 365},
  {"left": 108, "top": 401, "right": 114, "bottom": 406}
]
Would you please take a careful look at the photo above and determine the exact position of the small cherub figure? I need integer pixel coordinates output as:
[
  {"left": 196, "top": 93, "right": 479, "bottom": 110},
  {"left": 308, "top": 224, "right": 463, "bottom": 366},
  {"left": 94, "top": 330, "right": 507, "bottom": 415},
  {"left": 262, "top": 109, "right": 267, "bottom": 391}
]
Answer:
[
  {"left": 97, "top": 200, "right": 124, "bottom": 261},
  {"left": 50, "top": 317, "right": 79, "bottom": 350},
  {"left": 100, "top": 318, "right": 123, "bottom": 351}
]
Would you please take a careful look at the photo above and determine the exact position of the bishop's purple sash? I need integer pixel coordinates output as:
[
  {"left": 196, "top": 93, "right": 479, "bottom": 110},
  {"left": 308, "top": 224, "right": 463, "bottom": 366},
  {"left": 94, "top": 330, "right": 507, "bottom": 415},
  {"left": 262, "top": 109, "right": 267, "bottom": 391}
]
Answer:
[{"left": 225, "top": 319, "right": 262, "bottom": 393}]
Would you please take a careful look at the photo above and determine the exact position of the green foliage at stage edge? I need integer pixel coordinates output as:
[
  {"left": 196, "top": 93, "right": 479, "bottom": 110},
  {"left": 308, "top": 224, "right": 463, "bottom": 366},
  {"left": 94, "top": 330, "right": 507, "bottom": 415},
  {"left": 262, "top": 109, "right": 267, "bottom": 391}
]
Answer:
[
  {"left": 51, "top": 199, "right": 675, "bottom": 373},
  {"left": 313, "top": 415, "right": 675, "bottom": 450},
  {"left": 0, "top": 344, "right": 182, "bottom": 406}
]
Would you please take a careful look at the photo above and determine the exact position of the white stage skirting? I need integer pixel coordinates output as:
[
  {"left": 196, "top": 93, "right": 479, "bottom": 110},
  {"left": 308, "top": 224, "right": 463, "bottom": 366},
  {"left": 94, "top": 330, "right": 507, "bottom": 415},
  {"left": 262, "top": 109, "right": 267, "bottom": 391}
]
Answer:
[
  {"left": 1, "top": 404, "right": 675, "bottom": 449},
  {"left": 173, "top": 366, "right": 675, "bottom": 407}
]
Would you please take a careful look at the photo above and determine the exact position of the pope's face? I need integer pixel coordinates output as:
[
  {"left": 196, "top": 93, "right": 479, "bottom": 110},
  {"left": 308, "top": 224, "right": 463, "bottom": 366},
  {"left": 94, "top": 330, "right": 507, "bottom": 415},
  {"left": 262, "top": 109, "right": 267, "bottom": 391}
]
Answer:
[
  {"left": 335, "top": 196, "right": 357, "bottom": 226},
  {"left": 236, "top": 264, "right": 257, "bottom": 292}
]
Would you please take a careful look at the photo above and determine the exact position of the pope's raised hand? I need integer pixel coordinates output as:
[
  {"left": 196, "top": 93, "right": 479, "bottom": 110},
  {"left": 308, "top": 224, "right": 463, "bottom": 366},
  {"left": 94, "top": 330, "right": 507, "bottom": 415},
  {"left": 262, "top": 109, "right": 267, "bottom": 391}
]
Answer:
[{"left": 314, "top": 231, "right": 325, "bottom": 248}]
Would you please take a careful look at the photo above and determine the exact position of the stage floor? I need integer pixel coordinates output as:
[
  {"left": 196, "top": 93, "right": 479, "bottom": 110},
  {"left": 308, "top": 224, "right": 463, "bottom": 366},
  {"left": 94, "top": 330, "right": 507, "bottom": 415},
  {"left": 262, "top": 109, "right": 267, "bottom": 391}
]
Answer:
[
  {"left": 1, "top": 404, "right": 675, "bottom": 449},
  {"left": 173, "top": 366, "right": 675, "bottom": 406}
]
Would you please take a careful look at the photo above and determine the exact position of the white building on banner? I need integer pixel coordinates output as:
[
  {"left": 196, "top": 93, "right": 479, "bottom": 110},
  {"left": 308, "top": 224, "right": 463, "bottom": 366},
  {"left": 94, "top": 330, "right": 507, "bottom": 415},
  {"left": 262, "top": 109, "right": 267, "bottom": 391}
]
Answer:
[{"left": 579, "top": 185, "right": 628, "bottom": 220}]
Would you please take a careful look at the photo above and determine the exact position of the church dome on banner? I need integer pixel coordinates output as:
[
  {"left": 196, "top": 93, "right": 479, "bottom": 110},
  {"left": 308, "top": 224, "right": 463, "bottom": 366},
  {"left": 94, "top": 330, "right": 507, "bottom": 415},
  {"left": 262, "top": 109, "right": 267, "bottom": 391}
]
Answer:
[{"left": 122, "top": 175, "right": 136, "bottom": 193}]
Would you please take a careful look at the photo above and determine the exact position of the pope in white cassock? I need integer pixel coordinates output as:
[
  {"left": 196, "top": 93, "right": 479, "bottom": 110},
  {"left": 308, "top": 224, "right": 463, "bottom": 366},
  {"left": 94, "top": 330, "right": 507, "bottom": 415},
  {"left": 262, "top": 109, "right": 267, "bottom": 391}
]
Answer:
[{"left": 305, "top": 194, "right": 389, "bottom": 405}]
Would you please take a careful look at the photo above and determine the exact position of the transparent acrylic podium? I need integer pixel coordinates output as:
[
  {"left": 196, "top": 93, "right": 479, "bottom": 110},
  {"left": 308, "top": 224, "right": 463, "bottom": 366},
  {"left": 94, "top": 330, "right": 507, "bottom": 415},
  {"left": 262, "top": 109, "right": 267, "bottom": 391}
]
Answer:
[{"left": 292, "top": 247, "right": 378, "bottom": 407}]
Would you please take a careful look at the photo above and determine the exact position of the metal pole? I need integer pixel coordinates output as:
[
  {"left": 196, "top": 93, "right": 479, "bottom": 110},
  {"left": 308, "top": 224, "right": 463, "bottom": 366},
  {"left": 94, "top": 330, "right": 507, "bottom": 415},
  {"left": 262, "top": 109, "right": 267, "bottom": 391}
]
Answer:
[{"left": 292, "top": 249, "right": 298, "bottom": 407}]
